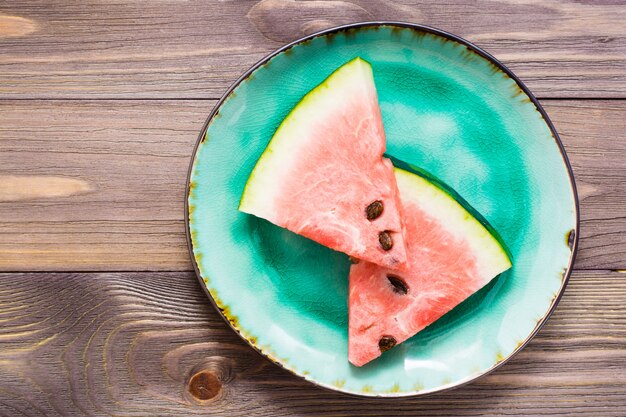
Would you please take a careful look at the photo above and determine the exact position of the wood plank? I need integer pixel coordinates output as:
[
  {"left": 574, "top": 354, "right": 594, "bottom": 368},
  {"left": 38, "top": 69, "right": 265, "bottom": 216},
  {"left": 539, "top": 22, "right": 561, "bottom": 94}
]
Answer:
[
  {"left": 0, "top": 99, "right": 206, "bottom": 271},
  {"left": 551, "top": 100, "right": 626, "bottom": 270},
  {"left": 0, "top": 271, "right": 624, "bottom": 416},
  {"left": 1, "top": 99, "right": 624, "bottom": 271},
  {"left": 0, "top": 0, "right": 624, "bottom": 99}
]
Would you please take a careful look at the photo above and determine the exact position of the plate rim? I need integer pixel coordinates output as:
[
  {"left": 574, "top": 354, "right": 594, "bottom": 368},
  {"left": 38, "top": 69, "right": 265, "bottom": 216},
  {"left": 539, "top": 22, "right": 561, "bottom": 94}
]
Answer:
[{"left": 184, "top": 21, "right": 580, "bottom": 398}]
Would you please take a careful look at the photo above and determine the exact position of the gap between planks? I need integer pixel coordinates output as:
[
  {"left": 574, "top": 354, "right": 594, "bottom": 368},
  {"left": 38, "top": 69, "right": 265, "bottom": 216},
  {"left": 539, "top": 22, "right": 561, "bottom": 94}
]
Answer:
[{"left": 1, "top": 97, "right": 626, "bottom": 101}]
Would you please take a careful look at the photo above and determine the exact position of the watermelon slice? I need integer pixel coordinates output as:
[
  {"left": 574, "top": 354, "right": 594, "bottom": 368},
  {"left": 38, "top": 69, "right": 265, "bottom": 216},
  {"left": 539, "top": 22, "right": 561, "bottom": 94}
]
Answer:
[
  {"left": 239, "top": 58, "right": 408, "bottom": 270},
  {"left": 348, "top": 167, "right": 512, "bottom": 366}
]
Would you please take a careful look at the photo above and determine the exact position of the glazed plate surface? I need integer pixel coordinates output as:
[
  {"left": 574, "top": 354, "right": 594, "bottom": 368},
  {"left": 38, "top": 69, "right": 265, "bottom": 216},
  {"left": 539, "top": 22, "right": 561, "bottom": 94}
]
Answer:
[{"left": 186, "top": 23, "right": 578, "bottom": 397}]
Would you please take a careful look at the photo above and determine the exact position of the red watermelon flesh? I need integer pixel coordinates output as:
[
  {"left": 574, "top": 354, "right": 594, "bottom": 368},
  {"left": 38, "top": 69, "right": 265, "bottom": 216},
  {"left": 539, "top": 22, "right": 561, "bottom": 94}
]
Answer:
[
  {"left": 239, "top": 58, "right": 408, "bottom": 270},
  {"left": 349, "top": 168, "right": 512, "bottom": 366}
]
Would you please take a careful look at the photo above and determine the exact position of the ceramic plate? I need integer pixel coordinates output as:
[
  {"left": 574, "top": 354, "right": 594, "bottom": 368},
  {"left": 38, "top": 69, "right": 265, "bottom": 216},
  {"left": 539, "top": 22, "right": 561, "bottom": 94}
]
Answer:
[{"left": 186, "top": 22, "right": 578, "bottom": 397}]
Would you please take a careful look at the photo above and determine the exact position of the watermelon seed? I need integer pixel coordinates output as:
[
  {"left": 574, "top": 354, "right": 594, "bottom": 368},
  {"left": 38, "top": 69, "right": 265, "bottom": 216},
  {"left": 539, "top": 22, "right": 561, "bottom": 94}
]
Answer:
[
  {"left": 387, "top": 275, "right": 408, "bottom": 295},
  {"left": 349, "top": 256, "right": 360, "bottom": 264},
  {"left": 378, "top": 231, "right": 393, "bottom": 250},
  {"left": 378, "top": 336, "right": 397, "bottom": 352},
  {"left": 366, "top": 200, "right": 384, "bottom": 220}
]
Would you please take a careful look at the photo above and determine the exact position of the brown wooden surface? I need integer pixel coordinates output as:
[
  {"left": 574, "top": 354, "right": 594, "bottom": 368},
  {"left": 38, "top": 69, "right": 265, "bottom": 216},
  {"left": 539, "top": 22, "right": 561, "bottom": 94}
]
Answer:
[
  {"left": 1, "top": 271, "right": 625, "bottom": 416},
  {"left": 0, "top": 0, "right": 625, "bottom": 99},
  {"left": 1, "top": 0, "right": 625, "bottom": 415},
  {"left": 0, "top": 100, "right": 624, "bottom": 271}
]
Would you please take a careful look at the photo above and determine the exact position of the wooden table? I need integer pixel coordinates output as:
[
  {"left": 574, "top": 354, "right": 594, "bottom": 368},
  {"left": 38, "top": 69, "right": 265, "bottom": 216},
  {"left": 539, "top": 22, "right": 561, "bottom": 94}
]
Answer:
[{"left": 1, "top": 1, "right": 625, "bottom": 415}]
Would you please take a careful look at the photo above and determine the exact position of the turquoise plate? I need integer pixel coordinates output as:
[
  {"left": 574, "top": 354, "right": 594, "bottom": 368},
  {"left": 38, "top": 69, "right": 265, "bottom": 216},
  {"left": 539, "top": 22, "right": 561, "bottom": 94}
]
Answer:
[{"left": 186, "top": 22, "right": 578, "bottom": 397}]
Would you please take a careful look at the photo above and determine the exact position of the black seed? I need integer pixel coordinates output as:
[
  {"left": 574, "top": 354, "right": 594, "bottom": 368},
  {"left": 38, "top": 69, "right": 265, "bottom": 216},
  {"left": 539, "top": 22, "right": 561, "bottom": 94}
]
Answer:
[
  {"left": 387, "top": 275, "right": 408, "bottom": 295},
  {"left": 366, "top": 200, "right": 384, "bottom": 220},
  {"left": 378, "top": 335, "right": 397, "bottom": 353},
  {"left": 348, "top": 256, "right": 360, "bottom": 264},
  {"left": 378, "top": 231, "right": 393, "bottom": 251}
]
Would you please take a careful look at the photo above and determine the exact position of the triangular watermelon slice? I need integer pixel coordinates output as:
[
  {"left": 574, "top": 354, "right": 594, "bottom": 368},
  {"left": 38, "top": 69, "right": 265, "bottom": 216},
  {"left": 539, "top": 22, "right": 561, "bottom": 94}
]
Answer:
[
  {"left": 240, "top": 58, "right": 408, "bottom": 270},
  {"left": 349, "top": 167, "right": 512, "bottom": 366}
]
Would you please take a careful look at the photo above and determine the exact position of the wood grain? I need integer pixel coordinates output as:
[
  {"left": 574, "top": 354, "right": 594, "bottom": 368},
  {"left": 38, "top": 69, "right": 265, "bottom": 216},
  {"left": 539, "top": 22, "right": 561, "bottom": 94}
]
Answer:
[
  {"left": 0, "top": 271, "right": 624, "bottom": 416},
  {"left": 1, "top": 99, "right": 624, "bottom": 271},
  {"left": 0, "top": 0, "right": 623, "bottom": 414},
  {"left": 0, "top": 0, "right": 624, "bottom": 99}
]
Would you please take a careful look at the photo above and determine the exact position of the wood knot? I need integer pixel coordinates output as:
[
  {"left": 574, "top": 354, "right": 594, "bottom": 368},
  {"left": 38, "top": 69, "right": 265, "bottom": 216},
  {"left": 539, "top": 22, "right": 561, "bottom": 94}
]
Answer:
[
  {"left": 247, "top": 0, "right": 372, "bottom": 42},
  {"left": 188, "top": 371, "right": 222, "bottom": 401},
  {"left": 0, "top": 16, "right": 38, "bottom": 38},
  {"left": 0, "top": 176, "right": 93, "bottom": 202}
]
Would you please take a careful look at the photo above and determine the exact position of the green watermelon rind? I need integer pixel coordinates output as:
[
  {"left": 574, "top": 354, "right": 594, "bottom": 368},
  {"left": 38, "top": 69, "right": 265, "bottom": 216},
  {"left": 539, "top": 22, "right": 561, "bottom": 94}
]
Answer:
[
  {"left": 393, "top": 166, "right": 512, "bottom": 272},
  {"left": 238, "top": 54, "right": 511, "bottom": 269},
  {"left": 239, "top": 57, "right": 373, "bottom": 212},
  {"left": 388, "top": 156, "right": 513, "bottom": 262}
]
